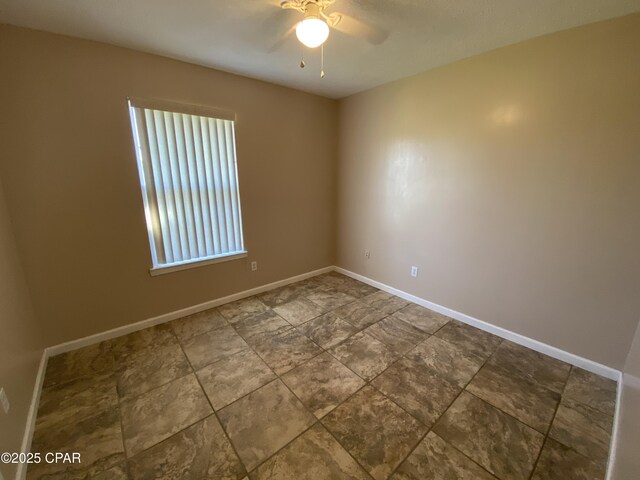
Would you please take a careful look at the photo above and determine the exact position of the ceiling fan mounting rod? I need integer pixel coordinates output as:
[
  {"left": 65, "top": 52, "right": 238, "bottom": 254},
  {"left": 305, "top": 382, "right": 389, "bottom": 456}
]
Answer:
[
  {"left": 280, "top": 0, "right": 341, "bottom": 26},
  {"left": 280, "top": 0, "right": 336, "bottom": 14}
]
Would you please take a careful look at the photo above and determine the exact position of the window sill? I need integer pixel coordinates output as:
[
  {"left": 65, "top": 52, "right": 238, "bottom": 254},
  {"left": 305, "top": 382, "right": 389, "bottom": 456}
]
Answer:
[{"left": 149, "top": 251, "right": 248, "bottom": 276}]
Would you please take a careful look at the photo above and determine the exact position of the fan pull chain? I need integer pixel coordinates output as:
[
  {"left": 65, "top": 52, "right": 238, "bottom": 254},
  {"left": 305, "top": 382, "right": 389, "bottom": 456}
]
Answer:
[
  {"left": 300, "top": 46, "right": 305, "bottom": 68},
  {"left": 320, "top": 44, "right": 326, "bottom": 78}
]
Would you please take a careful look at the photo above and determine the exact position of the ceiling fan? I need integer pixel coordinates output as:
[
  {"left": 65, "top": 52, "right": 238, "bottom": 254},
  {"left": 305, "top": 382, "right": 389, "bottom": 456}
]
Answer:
[
  {"left": 281, "top": 0, "right": 341, "bottom": 48},
  {"left": 270, "top": 0, "right": 388, "bottom": 77}
]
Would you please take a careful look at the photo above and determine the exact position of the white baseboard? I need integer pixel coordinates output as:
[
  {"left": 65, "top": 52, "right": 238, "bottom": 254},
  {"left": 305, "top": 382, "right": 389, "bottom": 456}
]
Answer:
[
  {"left": 605, "top": 371, "right": 626, "bottom": 480},
  {"left": 46, "top": 263, "right": 622, "bottom": 377},
  {"left": 336, "top": 268, "right": 628, "bottom": 478},
  {"left": 16, "top": 265, "right": 332, "bottom": 480},
  {"left": 47, "top": 266, "right": 333, "bottom": 357},
  {"left": 21, "top": 264, "right": 624, "bottom": 480},
  {"left": 16, "top": 350, "right": 48, "bottom": 480},
  {"left": 334, "top": 266, "right": 621, "bottom": 381}
]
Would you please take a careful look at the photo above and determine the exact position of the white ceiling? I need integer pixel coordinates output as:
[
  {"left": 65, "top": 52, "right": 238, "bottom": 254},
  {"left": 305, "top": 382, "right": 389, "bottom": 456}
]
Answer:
[{"left": 1, "top": 0, "right": 639, "bottom": 98}]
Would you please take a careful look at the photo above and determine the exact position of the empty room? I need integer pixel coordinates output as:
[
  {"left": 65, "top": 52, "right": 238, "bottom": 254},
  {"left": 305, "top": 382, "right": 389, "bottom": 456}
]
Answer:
[{"left": 0, "top": 1, "right": 639, "bottom": 479}]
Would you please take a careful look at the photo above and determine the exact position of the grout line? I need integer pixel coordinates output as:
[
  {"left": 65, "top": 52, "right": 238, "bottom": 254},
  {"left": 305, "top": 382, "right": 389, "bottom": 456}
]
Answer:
[
  {"left": 115, "top": 383, "right": 132, "bottom": 479},
  {"left": 365, "top": 327, "right": 501, "bottom": 480},
  {"left": 233, "top": 285, "right": 494, "bottom": 478},
  {"left": 22, "top": 276, "right": 422, "bottom": 477},
  {"left": 30, "top": 272, "right": 619, "bottom": 480},
  {"left": 286, "top": 292, "right": 454, "bottom": 478},
  {"left": 525, "top": 366, "right": 572, "bottom": 480},
  {"left": 335, "top": 267, "right": 622, "bottom": 381},
  {"left": 203, "top": 299, "right": 324, "bottom": 475},
  {"left": 316, "top": 381, "right": 383, "bottom": 479},
  {"left": 220, "top": 285, "right": 411, "bottom": 477},
  {"left": 527, "top": 436, "right": 551, "bottom": 480},
  {"left": 177, "top": 338, "right": 250, "bottom": 478},
  {"left": 116, "top": 328, "right": 200, "bottom": 460},
  {"left": 113, "top": 321, "right": 262, "bottom": 475},
  {"left": 234, "top": 339, "right": 323, "bottom": 473},
  {"left": 110, "top": 327, "right": 221, "bottom": 464},
  {"left": 401, "top": 339, "right": 505, "bottom": 479}
]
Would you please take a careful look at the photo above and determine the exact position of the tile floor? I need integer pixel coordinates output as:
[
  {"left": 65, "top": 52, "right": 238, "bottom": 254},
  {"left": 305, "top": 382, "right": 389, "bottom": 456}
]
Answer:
[{"left": 27, "top": 272, "right": 617, "bottom": 480}]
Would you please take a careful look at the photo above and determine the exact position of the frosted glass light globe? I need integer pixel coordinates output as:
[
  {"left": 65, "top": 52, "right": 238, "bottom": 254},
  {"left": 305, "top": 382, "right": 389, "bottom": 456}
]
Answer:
[{"left": 296, "top": 18, "right": 330, "bottom": 48}]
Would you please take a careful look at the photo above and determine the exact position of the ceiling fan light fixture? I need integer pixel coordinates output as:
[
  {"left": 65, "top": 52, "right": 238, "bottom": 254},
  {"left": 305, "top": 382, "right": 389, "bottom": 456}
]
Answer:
[{"left": 296, "top": 17, "right": 329, "bottom": 48}]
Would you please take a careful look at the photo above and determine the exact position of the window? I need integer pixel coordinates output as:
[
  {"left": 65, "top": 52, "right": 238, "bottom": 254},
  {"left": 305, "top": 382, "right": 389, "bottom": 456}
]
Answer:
[{"left": 128, "top": 98, "right": 246, "bottom": 275}]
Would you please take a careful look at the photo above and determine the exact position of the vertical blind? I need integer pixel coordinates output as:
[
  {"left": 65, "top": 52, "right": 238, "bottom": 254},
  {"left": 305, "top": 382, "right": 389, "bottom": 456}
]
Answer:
[{"left": 128, "top": 99, "right": 245, "bottom": 269}]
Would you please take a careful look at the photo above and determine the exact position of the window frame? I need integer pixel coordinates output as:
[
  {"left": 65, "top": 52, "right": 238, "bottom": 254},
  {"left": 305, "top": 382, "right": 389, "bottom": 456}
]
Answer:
[{"left": 128, "top": 97, "right": 248, "bottom": 276}]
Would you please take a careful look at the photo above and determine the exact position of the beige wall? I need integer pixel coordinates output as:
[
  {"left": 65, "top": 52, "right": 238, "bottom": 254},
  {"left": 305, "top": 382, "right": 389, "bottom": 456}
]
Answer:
[
  {"left": 0, "top": 25, "right": 338, "bottom": 345},
  {"left": 0, "top": 176, "right": 43, "bottom": 479},
  {"left": 611, "top": 320, "right": 640, "bottom": 479},
  {"left": 337, "top": 14, "right": 640, "bottom": 369}
]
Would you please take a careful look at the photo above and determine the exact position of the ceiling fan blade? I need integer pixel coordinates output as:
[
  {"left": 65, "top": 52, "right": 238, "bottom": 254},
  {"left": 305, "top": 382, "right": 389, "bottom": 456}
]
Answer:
[
  {"left": 262, "top": 7, "right": 300, "bottom": 52},
  {"left": 267, "top": 23, "right": 297, "bottom": 52},
  {"left": 332, "top": 13, "right": 388, "bottom": 45}
]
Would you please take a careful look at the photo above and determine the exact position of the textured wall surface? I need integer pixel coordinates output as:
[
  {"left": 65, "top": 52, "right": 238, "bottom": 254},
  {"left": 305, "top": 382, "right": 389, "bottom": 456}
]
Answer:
[
  {"left": 611, "top": 321, "right": 640, "bottom": 478},
  {"left": 0, "top": 25, "right": 338, "bottom": 345},
  {"left": 0, "top": 177, "right": 42, "bottom": 479},
  {"left": 337, "top": 14, "right": 640, "bottom": 369}
]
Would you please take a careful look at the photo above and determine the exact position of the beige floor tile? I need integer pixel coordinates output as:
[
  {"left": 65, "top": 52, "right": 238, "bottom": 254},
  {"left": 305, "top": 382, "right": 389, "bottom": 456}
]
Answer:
[
  {"left": 128, "top": 415, "right": 246, "bottom": 480},
  {"left": 218, "top": 297, "right": 270, "bottom": 324},
  {"left": 361, "top": 291, "right": 409, "bottom": 314},
  {"left": 253, "top": 328, "right": 322, "bottom": 375},
  {"left": 563, "top": 367, "right": 617, "bottom": 416},
  {"left": 549, "top": 398, "right": 613, "bottom": 466},
  {"left": 218, "top": 379, "right": 316, "bottom": 471},
  {"left": 487, "top": 340, "right": 571, "bottom": 393},
  {"left": 406, "top": 336, "right": 484, "bottom": 387},
  {"left": 120, "top": 374, "right": 212, "bottom": 456},
  {"left": 434, "top": 320, "right": 502, "bottom": 359},
  {"left": 250, "top": 423, "right": 370, "bottom": 480},
  {"left": 35, "top": 372, "right": 118, "bottom": 432},
  {"left": 108, "top": 324, "right": 176, "bottom": 362},
  {"left": 273, "top": 297, "right": 326, "bottom": 325},
  {"left": 392, "top": 431, "right": 497, "bottom": 480},
  {"left": 29, "top": 279, "right": 619, "bottom": 480},
  {"left": 196, "top": 348, "right": 276, "bottom": 410},
  {"left": 364, "top": 316, "right": 430, "bottom": 354},
  {"left": 334, "top": 300, "right": 388, "bottom": 330},
  {"left": 258, "top": 284, "right": 306, "bottom": 308},
  {"left": 332, "top": 278, "right": 379, "bottom": 299},
  {"left": 328, "top": 332, "right": 400, "bottom": 381},
  {"left": 43, "top": 342, "right": 114, "bottom": 388},
  {"left": 182, "top": 324, "right": 249, "bottom": 370},
  {"left": 432, "top": 392, "right": 544, "bottom": 480},
  {"left": 297, "top": 311, "right": 359, "bottom": 349},
  {"left": 372, "top": 357, "right": 460, "bottom": 427},
  {"left": 306, "top": 289, "right": 357, "bottom": 311},
  {"left": 233, "top": 310, "right": 291, "bottom": 344},
  {"left": 322, "top": 386, "right": 427, "bottom": 480},
  {"left": 391, "top": 304, "right": 451, "bottom": 334},
  {"left": 115, "top": 338, "right": 191, "bottom": 399},
  {"left": 28, "top": 407, "right": 124, "bottom": 479},
  {"left": 531, "top": 438, "right": 605, "bottom": 480},
  {"left": 466, "top": 362, "right": 560, "bottom": 433},
  {"left": 170, "top": 308, "right": 227, "bottom": 342},
  {"left": 281, "top": 352, "right": 365, "bottom": 418}
]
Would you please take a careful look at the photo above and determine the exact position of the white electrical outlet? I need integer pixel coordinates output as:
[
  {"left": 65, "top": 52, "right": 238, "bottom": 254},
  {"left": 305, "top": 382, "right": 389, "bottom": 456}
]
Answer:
[
  {"left": 365, "top": 250, "right": 370, "bottom": 259},
  {"left": 250, "top": 261, "right": 258, "bottom": 271},
  {"left": 0, "top": 388, "right": 9, "bottom": 414},
  {"left": 410, "top": 266, "right": 419, "bottom": 278}
]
